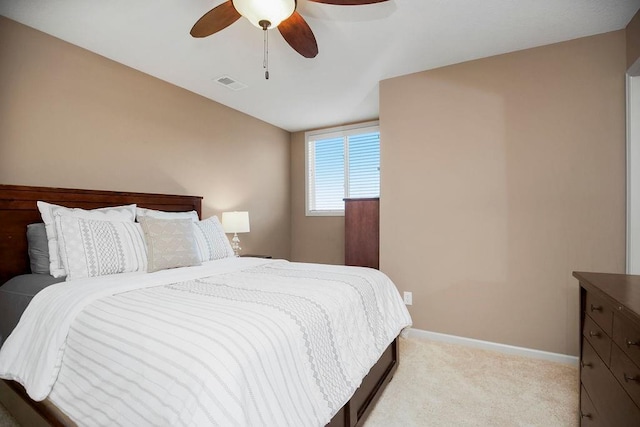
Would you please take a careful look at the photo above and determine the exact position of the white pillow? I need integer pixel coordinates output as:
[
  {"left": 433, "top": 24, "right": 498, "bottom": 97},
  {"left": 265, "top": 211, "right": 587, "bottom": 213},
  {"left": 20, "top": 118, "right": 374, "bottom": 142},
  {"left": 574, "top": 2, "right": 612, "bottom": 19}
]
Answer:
[
  {"left": 136, "top": 207, "right": 199, "bottom": 222},
  {"left": 55, "top": 215, "right": 147, "bottom": 281},
  {"left": 37, "top": 201, "right": 137, "bottom": 278},
  {"left": 138, "top": 217, "right": 201, "bottom": 272},
  {"left": 193, "top": 216, "right": 235, "bottom": 261}
]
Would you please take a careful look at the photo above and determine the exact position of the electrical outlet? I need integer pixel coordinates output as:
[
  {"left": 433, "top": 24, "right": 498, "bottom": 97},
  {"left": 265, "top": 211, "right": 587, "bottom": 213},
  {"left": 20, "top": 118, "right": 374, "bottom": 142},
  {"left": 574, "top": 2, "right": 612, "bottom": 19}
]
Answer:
[{"left": 403, "top": 291, "right": 413, "bottom": 306}]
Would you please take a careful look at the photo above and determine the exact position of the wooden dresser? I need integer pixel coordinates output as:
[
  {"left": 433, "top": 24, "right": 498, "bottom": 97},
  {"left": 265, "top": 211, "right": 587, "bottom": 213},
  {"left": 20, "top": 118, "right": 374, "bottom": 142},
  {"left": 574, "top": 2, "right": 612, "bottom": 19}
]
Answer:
[
  {"left": 344, "top": 198, "right": 379, "bottom": 269},
  {"left": 574, "top": 272, "right": 640, "bottom": 426}
]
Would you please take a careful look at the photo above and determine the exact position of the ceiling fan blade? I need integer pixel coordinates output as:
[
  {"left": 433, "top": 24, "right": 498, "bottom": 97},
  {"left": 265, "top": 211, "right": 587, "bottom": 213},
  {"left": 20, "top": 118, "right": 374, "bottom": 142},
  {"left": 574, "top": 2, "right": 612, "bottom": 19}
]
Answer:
[
  {"left": 307, "top": 0, "right": 389, "bottom": 4},
  {"left": 278, "top": 12, "right": 318, "bottom": 58},
  {"left": 190, "top": 1, "right": 241, "bottom": 38}
]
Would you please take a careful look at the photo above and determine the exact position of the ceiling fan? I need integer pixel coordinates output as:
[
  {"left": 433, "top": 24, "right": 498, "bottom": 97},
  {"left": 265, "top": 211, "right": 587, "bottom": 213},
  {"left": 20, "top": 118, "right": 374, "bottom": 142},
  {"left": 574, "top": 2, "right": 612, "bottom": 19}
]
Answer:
[{"left": 191, "top": 0, "right": 389, "bottom": 78}]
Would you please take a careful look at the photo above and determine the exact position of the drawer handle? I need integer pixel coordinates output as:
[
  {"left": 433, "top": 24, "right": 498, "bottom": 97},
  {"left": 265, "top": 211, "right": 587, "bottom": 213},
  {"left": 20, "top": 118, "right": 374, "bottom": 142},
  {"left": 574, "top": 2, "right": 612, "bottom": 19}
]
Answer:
[
  {"left": 580, "top": 360, "right": 593, "bottom": 369},
  {"left": 580, "top": 412, "right": 593, "bottom": 420},
  {"left": 624, "top": 374, "right": 640, "bottom": 382},
  {"left": 626, "top": 339, "right": 640, "bottom": 347},
  {"left": 589, "top": 331, "right": 601, "bottom": 338},
  {"left": 590, "top": 304, "right": 603, "bottom": 313}
]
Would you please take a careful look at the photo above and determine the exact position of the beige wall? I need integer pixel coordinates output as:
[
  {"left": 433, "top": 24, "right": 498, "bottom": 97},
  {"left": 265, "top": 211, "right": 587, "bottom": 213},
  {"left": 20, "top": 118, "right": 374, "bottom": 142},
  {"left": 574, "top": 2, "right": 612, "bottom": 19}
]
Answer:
[
  {"left": 0, "top": 17, "right": 291, "bottom": 259},
  {"left": 628, "top": 9, "right": 640, "bottom": 72},
  {"left": 290, "top": 131, "right": 344, "bottom": 264},
  {"left": 380, "top": 31, "right": 626, "bottom": 356}
]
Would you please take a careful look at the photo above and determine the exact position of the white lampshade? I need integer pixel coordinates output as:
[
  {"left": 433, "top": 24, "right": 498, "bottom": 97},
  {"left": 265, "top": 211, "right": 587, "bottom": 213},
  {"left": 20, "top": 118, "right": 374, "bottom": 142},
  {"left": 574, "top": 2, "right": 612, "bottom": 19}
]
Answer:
[
  {"left": 222, "top": 211, "right": 251, "bottom": 233},
  {"left": 232, "top": 0, "right": 295, "bottom": 29}
]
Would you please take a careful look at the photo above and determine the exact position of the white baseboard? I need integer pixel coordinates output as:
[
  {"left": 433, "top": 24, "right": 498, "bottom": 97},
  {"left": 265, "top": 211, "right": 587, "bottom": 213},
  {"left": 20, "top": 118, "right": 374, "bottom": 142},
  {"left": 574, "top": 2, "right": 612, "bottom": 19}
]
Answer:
[{"left": 407, "top": 328, "right": 579, "bottom": 366}]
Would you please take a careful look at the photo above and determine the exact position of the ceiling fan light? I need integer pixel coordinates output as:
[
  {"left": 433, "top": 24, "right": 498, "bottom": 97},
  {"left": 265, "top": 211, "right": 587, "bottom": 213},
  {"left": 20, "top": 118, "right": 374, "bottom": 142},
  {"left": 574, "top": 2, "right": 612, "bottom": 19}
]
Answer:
[{"left": 233, "top": 0, "right": 296, "bottom": 29}]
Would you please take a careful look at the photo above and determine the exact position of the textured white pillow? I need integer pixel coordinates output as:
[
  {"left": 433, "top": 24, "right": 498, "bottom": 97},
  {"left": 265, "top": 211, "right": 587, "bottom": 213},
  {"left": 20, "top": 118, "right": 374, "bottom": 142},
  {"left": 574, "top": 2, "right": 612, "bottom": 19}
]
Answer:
[
  {"left": 37, "top": 201, "right": 137, "bottom": 278},
  {"left": 138, "top": 217, "right": 201, "bottom": 273},
  {"left": 55, "top": 215, "right": 147, "bottom": 281},
  {"left": 193, "top": 216, "right": 235, "bottom": 261},
  {"left": 136, "top": 207, "right": 199, "bottom": 222}
]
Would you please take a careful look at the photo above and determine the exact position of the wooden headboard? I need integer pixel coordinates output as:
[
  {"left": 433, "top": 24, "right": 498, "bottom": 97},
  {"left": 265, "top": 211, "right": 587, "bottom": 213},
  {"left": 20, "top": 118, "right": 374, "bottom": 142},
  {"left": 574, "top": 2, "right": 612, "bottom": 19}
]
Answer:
[{"left": 0, "top": 184, "right": 203, "bottom": 285}]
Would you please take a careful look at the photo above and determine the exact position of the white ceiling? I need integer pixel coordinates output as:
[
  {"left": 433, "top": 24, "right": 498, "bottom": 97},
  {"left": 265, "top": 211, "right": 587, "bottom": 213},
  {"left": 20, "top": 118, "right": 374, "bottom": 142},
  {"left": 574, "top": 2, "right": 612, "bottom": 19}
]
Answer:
[{"left": 1, "top": 0, "right": 639, "bottom": 132}]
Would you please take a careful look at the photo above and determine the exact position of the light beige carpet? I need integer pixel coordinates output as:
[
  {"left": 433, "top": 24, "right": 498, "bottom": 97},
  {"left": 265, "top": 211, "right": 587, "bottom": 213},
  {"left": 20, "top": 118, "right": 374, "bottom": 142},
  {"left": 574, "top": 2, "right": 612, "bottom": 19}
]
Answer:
[
  {"left": 0, "top": 403, "right": 17, "bottom": 427},
  {"left": 364, "top": 337, "right": 578, "bottom": 427},
  {"left": 0, "top": 337, "right": 578, "bottom": 426}
]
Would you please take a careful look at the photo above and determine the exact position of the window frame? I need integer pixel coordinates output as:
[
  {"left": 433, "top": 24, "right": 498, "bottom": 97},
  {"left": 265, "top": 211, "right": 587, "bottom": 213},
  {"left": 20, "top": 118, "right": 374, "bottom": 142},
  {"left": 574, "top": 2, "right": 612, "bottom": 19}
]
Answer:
[{"left": 305, "top": 121, "right": 380, "bottom": 217}]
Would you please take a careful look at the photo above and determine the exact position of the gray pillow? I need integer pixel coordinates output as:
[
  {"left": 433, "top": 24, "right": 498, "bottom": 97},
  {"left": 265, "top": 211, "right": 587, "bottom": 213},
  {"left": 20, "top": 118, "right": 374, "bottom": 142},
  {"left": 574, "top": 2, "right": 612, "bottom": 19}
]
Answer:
[
  {"left": 138, "top": 217, "right": 201, "bottom": 273},
  {"left": 0, "top": 274, "right": 65, "bottom": 345},
  {"left": 26, "top": 223, "right": 50, "bottom": 275}
]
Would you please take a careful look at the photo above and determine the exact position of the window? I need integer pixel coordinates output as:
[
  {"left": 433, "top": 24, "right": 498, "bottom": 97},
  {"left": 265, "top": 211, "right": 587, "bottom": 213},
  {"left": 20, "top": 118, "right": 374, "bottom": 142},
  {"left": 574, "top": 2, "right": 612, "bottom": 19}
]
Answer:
[{"left": 306, "top": 121, "right": 380, "bottom": 216}]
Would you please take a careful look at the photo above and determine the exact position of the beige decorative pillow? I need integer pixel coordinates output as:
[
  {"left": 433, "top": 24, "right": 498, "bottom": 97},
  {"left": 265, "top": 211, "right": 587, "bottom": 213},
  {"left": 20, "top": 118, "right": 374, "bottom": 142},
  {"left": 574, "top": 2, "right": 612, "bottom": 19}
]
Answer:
[{"left": 138, "top": 217, "right": 201, "bottom": 273}]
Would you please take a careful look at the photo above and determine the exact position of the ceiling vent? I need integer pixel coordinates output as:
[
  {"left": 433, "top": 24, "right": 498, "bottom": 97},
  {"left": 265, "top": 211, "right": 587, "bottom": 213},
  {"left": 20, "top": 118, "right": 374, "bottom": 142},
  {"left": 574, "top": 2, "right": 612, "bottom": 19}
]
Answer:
[{"left": 215, "top": 75, "right": 247, "bottom": 91}]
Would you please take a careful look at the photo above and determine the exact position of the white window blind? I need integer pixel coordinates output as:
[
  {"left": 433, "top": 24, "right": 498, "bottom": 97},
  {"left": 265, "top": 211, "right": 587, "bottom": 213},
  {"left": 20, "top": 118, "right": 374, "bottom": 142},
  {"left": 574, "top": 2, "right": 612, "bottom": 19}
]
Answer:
[
  {"left": 348, "top": 131, "right": 380, "bottom": 199},
  {"left": 306, "top": 122, "right": 380, "bottom": 216}
]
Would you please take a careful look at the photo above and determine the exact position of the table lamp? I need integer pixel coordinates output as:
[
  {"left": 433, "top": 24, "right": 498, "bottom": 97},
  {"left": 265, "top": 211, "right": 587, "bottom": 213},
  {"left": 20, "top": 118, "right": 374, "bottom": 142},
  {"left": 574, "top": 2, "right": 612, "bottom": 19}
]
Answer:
[{"left": 222, "top": 211, "right": 250, "bottom": 256}]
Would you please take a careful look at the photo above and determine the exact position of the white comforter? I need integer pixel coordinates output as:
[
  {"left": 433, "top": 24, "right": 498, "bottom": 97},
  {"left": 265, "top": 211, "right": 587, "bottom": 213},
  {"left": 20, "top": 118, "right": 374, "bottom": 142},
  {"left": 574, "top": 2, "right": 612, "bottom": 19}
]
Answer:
[{"left": 0, "top": 258, "right": 411, "bottom": 426}]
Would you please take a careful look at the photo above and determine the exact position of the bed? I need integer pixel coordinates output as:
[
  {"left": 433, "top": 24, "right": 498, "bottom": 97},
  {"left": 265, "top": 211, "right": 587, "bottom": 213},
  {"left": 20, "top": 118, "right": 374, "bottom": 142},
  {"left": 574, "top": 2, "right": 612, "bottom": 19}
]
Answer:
[{"left": 0, "top": 184, "right": 411, "bottom": 427}]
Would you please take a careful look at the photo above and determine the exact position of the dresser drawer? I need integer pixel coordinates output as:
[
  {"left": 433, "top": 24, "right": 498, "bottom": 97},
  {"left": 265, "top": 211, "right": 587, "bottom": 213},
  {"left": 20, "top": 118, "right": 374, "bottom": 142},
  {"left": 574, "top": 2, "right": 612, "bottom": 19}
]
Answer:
[
  {"left": 613, "top": 314, "right": 640, "bottom": 368},
  {"left": 584, "top": 315, "right": 612, "bottom": 366},
  {"left": 580, "top": 385, "right": 605, "bottom": 426},
  {"left": 581, "top": 340, "right": 640, "bottom": 426},
  {"left": 585, "top": 292, "right": 614, "bottom": 336},
  {"left": 611, "top": 345, "right": 640, "bottom": 408}
]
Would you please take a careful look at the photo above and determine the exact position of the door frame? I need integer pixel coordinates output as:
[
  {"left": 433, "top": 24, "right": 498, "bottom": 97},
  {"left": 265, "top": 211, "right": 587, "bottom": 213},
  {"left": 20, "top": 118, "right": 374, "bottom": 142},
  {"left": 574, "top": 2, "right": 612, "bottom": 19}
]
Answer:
[{"left": 626, "top": 61, "right": 640, "bottom": 273}]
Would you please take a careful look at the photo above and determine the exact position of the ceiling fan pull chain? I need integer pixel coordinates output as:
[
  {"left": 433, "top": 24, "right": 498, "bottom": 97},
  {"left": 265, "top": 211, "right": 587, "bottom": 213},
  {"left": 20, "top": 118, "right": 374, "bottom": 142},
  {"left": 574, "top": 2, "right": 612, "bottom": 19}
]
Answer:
[{"left": 263, "top": 25, "right": 270, "bottom": 80}]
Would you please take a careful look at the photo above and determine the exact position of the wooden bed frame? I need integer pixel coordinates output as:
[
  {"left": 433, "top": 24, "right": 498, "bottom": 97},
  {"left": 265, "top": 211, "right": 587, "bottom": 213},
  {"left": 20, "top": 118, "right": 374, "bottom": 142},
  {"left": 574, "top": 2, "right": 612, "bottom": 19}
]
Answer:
[{"left": 0, "top": 184, "right": 398, "bottom": 427}]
